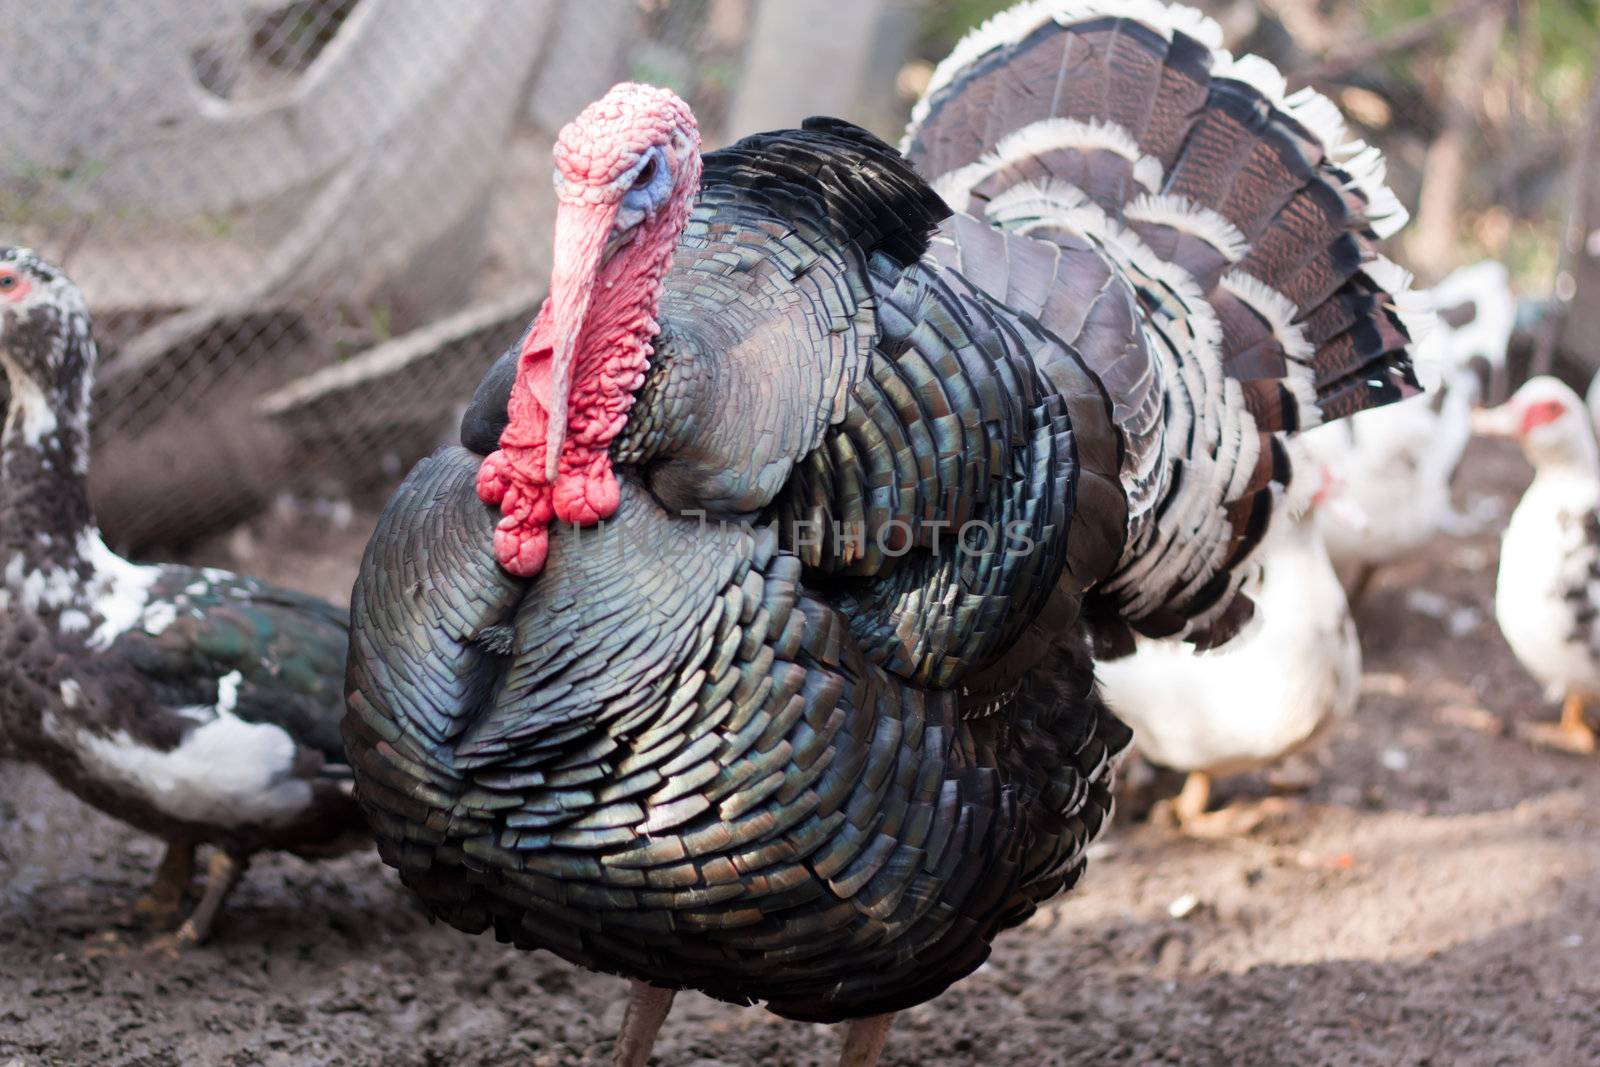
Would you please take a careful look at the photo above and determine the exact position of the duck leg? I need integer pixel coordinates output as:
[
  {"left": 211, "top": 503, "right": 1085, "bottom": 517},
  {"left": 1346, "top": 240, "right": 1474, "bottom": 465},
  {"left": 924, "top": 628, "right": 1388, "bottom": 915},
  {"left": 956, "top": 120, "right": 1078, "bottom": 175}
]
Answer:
[
  {"left": 839, "top": 1013, "right": 895, "bottom": 1067},
  {"left": 127, "top": 841, "right": 194, "bottom": 930},
  {"left": 174, "top": 849, "right": 248, "bottom": 944},
  {"left": 613, "top": 980, "right": 675, "bottom": 1067},
  {"left": 1558, "top": 694, "right": 1597, "bottom": 754},
  {"left": 1344, "top": 564, "right": 1378, "bottom": 611},
  {"left": 1524, "top": 694, "right": 1599, "bottom": 754},
  {"left": 1172, "top": 770, "right": 1213, "bottom": 827}
]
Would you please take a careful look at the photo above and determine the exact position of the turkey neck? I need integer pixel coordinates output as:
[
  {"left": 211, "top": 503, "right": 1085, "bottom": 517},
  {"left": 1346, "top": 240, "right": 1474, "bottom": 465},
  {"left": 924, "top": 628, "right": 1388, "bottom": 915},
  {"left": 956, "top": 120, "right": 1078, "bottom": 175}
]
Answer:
[{"left": 0, "top": 320, "right": 96, "bottom": 569}]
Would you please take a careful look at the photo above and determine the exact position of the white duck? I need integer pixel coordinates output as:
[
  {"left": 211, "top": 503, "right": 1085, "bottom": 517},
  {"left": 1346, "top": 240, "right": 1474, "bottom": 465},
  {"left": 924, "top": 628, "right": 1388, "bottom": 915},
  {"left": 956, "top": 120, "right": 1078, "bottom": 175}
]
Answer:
[
  {"left": 1475, "top": 377, "right": 1600, "bottom": 753},
  {"left": 1303, "top": 260, "right": 1514, "bottom": 599},
  {"left": 1096, "top": 470, "right": 1361, "bottom": 829}
]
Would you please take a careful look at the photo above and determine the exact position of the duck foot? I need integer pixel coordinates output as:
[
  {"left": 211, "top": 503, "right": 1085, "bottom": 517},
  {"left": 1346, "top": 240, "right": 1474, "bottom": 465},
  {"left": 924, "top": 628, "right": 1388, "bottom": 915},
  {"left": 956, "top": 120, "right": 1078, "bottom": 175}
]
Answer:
[
  {"left": 1179, "top": 797, "right": 1307, "bottom": 839},
  {"left": 1520, "top": 696, "right": 1596, "bottom": 755},
  {"left": 613, "top": 980, "right": 674, "bottom": 1067},
  {"left": 1155, "top": 774, "right": 1307, "bottom": 838},
  {"left": 121, "top": 841, "right": 195, "bottom": 931},
  {"left": 144, "top": 849, "right": 247, "bottom": 955},
  {"left": 1171, "top": 770, "right": 1213, "bottom": 828},
  {"left": 839, "top": 1013, "right": 895, "bottom": 1067}
]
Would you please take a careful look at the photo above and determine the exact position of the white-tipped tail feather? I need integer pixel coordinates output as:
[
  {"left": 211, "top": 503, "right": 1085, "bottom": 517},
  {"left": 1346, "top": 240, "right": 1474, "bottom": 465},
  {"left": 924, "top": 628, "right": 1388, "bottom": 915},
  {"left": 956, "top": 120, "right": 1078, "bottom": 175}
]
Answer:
[
  {"left": 932, "top": 117, "right": 1166, "bottom": 211},
  {"left": 905, "top": 0, "right": 1422, "bottom": 645},
  {"left": 1124, "top": 193, "right": 1250, "bottom": 262},
  {"left": 907, "top": 0, "right": 1224, "bottom": 143},
  {"left": 1219, "top": 271, "right": 1315, "bottom": 365}
]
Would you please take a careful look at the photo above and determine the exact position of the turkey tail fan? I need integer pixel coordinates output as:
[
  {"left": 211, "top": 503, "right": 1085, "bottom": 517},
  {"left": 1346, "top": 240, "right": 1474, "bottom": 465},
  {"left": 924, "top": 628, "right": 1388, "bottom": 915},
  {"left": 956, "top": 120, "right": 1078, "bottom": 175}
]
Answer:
[{"left": 903, "top": 0, "right": 1425, "bottom": 648}]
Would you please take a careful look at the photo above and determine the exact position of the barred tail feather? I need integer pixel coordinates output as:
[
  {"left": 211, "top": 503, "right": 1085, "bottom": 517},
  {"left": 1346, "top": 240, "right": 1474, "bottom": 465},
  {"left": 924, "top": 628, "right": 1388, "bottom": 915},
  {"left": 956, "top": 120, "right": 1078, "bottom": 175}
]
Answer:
[{"left": 905, "top": 0, "right": 1423, "bottom": 646}]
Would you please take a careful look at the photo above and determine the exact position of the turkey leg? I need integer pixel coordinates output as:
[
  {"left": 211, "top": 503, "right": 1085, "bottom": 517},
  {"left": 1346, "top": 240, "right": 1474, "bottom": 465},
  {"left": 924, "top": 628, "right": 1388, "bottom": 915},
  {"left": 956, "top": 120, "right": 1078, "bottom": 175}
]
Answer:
[
  {"left": 839, "top": 1013, "right": 895, "bottom": 1067},
  {"left": 614, "top": 981, "right": 675, "bottom": 1067}
]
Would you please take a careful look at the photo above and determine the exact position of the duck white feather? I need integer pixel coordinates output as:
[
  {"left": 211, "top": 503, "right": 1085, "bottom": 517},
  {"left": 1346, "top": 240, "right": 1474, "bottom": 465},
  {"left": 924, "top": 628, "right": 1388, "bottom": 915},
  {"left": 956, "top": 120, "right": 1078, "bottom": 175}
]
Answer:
[{"left": 1096, "top": 498, "right": 1359, "bottom": 781}]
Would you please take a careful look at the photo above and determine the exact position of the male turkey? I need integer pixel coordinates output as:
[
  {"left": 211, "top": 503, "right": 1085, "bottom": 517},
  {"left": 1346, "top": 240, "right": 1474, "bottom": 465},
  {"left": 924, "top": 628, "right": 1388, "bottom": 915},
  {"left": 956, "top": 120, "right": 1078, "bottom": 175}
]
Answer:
[
  {"left": 344, "top": 3, "right": 1422, "bottom": 1063},
  {"left": 1476, "top": 377, "right": 1600, "bottom": 754},
  {"left": 0, "top": 248, "right": 364, "bottom": 944}
]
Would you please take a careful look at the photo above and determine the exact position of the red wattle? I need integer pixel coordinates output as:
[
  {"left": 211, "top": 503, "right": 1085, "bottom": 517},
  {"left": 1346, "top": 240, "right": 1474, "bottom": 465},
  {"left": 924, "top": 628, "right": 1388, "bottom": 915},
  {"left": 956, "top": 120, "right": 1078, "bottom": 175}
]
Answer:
[
  {"left": 552, "top": 451, "right": 619, "bottom": 525},
  {"left": 477, "top": 290, "right": 657, "bottom": 576},
  {"left": 477, "top": 445, "right": 557, "bottom": 578}
]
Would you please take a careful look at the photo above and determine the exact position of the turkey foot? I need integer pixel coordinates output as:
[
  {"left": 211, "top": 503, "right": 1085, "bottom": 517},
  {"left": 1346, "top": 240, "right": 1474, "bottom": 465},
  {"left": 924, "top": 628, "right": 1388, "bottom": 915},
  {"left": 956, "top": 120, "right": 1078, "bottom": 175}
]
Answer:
[
  {"left": 613, "top": 980, "right": 674, "bottom": 1067},
  {"left": 1524, "top": 694, "right": 1598, "bottom": 755},
  {"left": 123, "top": 841, "right": 195, "bottom": 931},
  {"left": 839, "top": 1013, "right": 895, "bottom": 1067}
]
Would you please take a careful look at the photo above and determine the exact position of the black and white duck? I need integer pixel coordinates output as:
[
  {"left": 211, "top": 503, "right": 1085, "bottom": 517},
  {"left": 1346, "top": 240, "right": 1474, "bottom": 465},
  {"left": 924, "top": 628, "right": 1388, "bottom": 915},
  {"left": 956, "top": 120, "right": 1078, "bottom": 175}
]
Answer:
[
  {"left": 0, "top": 247, "right": 364, "bottom": 943},
  {"left": 1476, "top": 376, "right": 1600, "bottom": 754}
]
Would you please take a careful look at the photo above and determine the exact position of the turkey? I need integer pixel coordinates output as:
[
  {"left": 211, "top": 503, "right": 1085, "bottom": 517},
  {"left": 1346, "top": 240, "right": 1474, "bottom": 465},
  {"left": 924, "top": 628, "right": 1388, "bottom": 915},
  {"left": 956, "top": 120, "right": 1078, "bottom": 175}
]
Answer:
[
  {"left": 344, "top": 3, "right": 1421, "bottom": 1063},
  {"left": 1096, "top": 457, "right": 1361, "bottom": 832},
  {"left": 0, "top": 248, "right": 364, "bottom": 945},
  {"left": 1301, "top": 259, "right": 1513, "bottom": 600},
  {"left": 1475, "top": 376, "right": 1600, "bottom": 754}
]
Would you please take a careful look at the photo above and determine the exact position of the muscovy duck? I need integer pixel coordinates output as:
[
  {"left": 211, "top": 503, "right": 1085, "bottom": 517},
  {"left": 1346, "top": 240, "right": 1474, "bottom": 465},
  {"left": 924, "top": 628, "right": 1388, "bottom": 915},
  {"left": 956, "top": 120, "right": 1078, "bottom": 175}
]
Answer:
[
  {"left": 344, "top": 4, "right": 1423, "bottom": 1063},
  {"left": 1302, "top": 260, "right": 1514, "bottom": 600},
  {"left": 1476, "top": 376, "right": 1600, "bottom": 753},
  {"left": 0, "top": 247, "right": 364, "bottom": 943},
  {"left": 1096, "top": 460, "right": 1361, "bottom": 830}
]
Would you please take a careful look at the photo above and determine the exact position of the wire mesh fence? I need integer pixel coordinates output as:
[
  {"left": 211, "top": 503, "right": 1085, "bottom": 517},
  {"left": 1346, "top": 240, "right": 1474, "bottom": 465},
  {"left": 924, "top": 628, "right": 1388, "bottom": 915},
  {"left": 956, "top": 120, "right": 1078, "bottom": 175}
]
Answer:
[
  {"left": 2, "top": 0, "right": 1589, "bottom": 554},
  {"left": 0, "top": 0, "right": 758, "bottom": 551}
]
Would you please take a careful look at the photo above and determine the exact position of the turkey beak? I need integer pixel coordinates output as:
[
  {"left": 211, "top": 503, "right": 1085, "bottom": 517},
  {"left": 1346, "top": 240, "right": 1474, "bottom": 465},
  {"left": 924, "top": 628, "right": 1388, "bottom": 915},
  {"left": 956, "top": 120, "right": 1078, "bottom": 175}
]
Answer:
[
  {"left": 538, "top": 198, "right": 621, "bottom": 483},
  {"left": 1471, "top": 403, "right": 1519, "bottom": 439}
]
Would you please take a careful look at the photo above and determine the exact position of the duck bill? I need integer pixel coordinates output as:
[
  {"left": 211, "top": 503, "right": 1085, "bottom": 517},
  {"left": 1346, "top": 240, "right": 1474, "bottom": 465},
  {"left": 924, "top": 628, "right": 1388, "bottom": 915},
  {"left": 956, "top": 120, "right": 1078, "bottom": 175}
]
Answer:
[{"left": 531, "top": 198, "right": 621, "bottom": 483}]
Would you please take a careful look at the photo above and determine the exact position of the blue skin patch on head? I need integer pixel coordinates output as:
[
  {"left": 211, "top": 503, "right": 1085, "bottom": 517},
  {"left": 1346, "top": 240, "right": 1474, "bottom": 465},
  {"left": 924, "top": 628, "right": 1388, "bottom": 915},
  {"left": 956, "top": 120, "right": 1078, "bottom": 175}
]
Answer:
[
  {"left": 621, "top": 144, "right": 673, "bottom": 219},
  {"left": 603, "top": 145, "right": 675, "bottom": 261}
]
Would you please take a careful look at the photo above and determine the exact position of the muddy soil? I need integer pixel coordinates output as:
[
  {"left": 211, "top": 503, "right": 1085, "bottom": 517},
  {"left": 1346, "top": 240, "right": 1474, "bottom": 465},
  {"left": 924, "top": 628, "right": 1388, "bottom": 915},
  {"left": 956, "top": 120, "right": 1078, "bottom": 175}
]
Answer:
[{"left": 2, "top": 437, "right": 1598, "bottom": 1066}]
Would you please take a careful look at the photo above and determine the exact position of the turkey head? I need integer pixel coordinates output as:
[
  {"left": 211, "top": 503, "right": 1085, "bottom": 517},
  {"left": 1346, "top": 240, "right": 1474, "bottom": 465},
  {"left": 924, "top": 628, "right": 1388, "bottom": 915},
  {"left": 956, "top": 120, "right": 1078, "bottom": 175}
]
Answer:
[{"left": 475, "top": 83, "right": 702, "bottom": 575}]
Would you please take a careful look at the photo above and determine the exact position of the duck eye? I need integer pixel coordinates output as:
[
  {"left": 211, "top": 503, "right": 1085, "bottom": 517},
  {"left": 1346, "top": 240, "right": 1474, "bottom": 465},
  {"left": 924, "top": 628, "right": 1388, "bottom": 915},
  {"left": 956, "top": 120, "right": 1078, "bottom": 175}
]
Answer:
[
  {"left": 632, "top": 156, "right": 658, "bottom": 190},
  {"left": 0, "top": 273, "right": 16, "bottom": 292}
]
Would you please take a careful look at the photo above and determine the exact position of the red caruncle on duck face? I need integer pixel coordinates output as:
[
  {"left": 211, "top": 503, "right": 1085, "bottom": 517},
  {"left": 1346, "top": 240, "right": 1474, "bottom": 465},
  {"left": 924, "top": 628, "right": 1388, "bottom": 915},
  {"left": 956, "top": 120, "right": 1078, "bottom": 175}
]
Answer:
[
  {"left": 475, "top": 84, "right": 702, "bottom": 577},
  {"left": 0, "top": 265, "right": 33, "bottom": 304}
]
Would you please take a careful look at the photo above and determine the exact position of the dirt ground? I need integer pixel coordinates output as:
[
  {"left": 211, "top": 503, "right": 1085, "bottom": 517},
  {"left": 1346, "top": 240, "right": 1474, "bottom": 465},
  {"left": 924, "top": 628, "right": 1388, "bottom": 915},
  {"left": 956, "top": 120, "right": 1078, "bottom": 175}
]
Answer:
[{"left": 2, "top": 436, "right": 1598, "bottom": 1067}]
